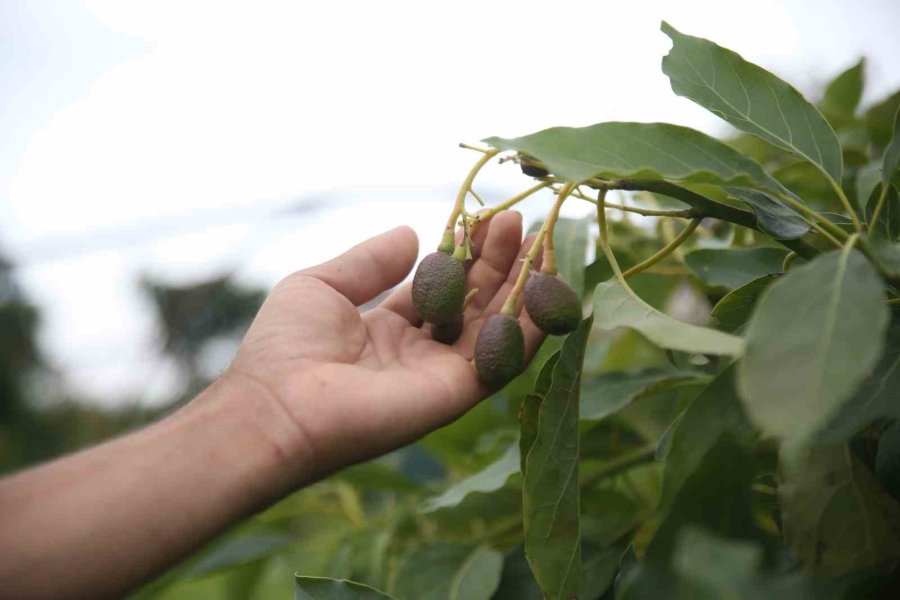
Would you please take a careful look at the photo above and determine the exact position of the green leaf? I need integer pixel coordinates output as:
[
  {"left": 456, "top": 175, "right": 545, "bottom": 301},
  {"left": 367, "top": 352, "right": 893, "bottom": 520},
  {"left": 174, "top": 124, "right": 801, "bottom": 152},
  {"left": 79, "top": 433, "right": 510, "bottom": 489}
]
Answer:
[
  {"left": 393, "top": 544, "right": 503, "bottom": 600},
  {"left": 821, "top": 59, "right": 865, "bottom": 119},
  {"left": 523, "top": 317, "right": 592, "bottom": 600},
  {"left": 646, "top": 435, "right": 758, "bottom": 561},
  {"left": 818, "top": 318, "right": 900, "bottom": 443},
  {"left": 661, "top": 22, "right": 843, "bottom": 183},
  {"left": 421, "top": 443, "right": 519, "bottom": 513},
  {"left": 866, "top": 90, "right": 900, "bottom": 148},
  {"left": 550, "top": 217, "right": 590, "bottom": 298},
  {"left": 592, "top": 278, "right": 745, "bottom": 356},
  {"left": 711, "top": 274, "right": 778, "bottom": 332},
  {"left": 724, "top": 187, "right": 810, "bottom": 239},
  {"left": 684, "top": 247, "right": 786, "bottom": 290},
  {"left": 185, "top": 533, "right": 292, "bottom": 579},
  {"left": 484, "top": 121, "right": 784, "bottom": 189},
  {"left": 882, "top": 107, "right": 900, "bottom": 189},
  {"left": 294, "top": 576, "right": 396, "bottom": 600},
  {"left": 779, "top": 444, "right": 900, "bottom": 574},
  {"left": 738, "top": 246, "right": 889, "bottom": 442},
  {"left": 659, "top": 367, "right": 752, "bottom": 511},
  {"left": 580, "top": 369, "right": 706, "bottom": 421}
]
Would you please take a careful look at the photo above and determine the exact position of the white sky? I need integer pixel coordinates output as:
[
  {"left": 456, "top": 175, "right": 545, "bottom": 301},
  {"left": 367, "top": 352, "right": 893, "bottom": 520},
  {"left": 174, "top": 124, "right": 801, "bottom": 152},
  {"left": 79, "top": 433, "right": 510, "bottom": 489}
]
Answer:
[{"left": 2, "top": 0, "right": 899, "bottom": 405}]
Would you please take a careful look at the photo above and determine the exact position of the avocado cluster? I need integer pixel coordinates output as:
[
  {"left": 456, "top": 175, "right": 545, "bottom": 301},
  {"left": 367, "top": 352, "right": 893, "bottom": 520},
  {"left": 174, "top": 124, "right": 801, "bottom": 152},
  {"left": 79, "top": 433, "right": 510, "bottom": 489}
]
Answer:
[
  {"left": 524, "top": 272, "right": 581, "bottom": 335},
  {"left": 475, "top": 313, "right": 525, "bottom": 387},
  {"left": 412, "top": 251, "right": 466, "bottom": 344}
]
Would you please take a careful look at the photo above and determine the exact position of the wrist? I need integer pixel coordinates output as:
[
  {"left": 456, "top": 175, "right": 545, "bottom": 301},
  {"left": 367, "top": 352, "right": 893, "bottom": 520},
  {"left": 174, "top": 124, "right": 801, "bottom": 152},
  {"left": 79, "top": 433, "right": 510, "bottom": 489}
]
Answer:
[{"left": 183, "top": 369, "right": 318, "bottom": 501}]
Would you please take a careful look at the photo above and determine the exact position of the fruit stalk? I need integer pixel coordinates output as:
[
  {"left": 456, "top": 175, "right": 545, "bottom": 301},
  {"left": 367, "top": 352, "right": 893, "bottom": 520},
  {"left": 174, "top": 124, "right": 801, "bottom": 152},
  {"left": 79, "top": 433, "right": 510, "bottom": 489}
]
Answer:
[
  {"left": 440, "top": 147, "right": 501, "bottom": 253},
  {"left": 469, "top": 181, "right": 551, "bottom": 236},
  {"left": 501, "top": 183, "right": 574, "bottom": 315}
]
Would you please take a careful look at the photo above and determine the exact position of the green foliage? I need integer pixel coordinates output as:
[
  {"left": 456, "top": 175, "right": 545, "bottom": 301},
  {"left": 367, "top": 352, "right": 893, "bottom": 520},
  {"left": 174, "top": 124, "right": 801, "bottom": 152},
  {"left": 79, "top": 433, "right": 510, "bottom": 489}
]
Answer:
[
  {"left": 108, "top": 21, "right": 900, "bottom": 600},
  {"left": 738, "top": 246, "right": 889, "bottom": 443}
]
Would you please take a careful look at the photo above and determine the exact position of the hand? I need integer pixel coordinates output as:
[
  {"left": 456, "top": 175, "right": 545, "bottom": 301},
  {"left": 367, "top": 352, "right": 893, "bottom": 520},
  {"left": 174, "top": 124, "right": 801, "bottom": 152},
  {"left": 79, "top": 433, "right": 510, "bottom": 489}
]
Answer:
[{"left": 227, "top": 212, "right": 544, "bottom": 481}]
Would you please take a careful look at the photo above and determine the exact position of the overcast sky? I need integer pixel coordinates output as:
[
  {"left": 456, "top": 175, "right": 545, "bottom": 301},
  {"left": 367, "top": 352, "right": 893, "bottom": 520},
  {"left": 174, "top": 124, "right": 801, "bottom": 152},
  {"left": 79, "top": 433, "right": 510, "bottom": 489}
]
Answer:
[{"left": 2, "top": 0, "right": 899, "bottom": 405}]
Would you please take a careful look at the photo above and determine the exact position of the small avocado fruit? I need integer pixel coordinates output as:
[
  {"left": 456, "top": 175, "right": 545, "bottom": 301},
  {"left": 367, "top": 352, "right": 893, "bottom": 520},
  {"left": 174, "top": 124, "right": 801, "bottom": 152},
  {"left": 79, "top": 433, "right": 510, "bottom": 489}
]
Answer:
[
  {"left": 412, "top": 252, "right": 466, "bottom": 325},
  {"left": 431, "top": 312, "right": 464, "bottom": 345},
  {"left": 524, "top": 272, "right": 582, "bottom": 335},
  {"left": 519, "top": 154, "right": 549, "bottom": 178},
  {"left": 475, "top": 313, "right": 525, "bottom": 387}
]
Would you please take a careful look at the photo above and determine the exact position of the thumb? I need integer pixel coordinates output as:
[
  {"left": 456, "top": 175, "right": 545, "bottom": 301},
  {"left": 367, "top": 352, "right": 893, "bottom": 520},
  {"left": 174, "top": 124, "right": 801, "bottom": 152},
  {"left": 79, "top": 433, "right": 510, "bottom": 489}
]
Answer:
[{"left": 302, "top": 225, "right": 419, "bottom": 306}]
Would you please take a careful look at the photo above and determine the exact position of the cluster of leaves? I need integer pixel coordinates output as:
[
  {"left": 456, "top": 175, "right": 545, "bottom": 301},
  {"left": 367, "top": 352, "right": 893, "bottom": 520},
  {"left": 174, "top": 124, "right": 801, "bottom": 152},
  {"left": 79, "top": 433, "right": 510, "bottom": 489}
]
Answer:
[{"left": 133, "top": 22, "right": 900, "bottom": 600}]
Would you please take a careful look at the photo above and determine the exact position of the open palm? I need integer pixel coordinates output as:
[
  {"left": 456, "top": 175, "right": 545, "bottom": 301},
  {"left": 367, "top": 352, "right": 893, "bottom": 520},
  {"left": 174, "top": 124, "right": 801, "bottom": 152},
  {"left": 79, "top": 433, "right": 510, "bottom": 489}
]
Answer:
[{"left": 229, "top": 211, "right": 544, "bottom": 480}]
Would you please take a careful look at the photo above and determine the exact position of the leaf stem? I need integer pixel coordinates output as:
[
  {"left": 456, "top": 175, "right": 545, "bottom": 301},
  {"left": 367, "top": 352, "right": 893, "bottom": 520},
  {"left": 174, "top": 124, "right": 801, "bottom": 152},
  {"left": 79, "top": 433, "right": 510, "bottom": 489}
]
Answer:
[
  {"left": 622, "top": 218, "right": 702, "bottom": 279},
  {"left": 457, "top": 142, "right": 493, "bottom": 154},
  {"left": 441, "top": 148, "right": 501, "bottom": 253},
  {"left": 829, "top": 178, "right": 863, "bottom": 233},
  {"left": 580, "top": 446, "right": 657, "bottom": 489},
  {"left": 469, "top": 181, "right": 551, "bottom": 235},
  {"left": 868, "top": 184, "right": 890, "bottom": 232},
  {"left": 782, "top": 251, "right": 799, "bottom": 272},
  {"left": 559, "top": 186, "right": 694, "bottom": 218},
  {"left": 501, "top": 183, "right": 574, "bottom": 314}
]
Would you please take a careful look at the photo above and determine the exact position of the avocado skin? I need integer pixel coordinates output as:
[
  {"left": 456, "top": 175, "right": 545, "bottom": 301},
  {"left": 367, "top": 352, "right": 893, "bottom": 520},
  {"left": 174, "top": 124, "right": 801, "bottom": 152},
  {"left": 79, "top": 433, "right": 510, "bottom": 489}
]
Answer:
[
  {"left": 524, "top": 272, "right": 581, "bottom": 335},
  {"left": 475, "top": 314, "right": 525, "bottom": 387},
  {"left": 431, "top": 313, "right": 464, "bottom": 345},
  {"left": 412, "top": 252, "right": 466, "bottom": 325}
]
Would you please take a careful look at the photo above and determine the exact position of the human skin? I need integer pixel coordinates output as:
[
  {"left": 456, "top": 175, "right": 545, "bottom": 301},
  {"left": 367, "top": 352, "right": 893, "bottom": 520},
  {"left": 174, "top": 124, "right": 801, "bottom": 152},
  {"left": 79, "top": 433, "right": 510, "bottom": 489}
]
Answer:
[{"left": 0, "top": 211, "right": 543, "bottom": 600}]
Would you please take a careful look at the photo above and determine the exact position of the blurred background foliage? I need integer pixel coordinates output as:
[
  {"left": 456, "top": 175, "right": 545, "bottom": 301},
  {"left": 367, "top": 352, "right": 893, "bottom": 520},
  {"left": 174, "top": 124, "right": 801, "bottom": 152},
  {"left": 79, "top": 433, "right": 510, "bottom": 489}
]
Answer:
[{"left": 1, "top": 59, "right": 899, "bottom": 599}]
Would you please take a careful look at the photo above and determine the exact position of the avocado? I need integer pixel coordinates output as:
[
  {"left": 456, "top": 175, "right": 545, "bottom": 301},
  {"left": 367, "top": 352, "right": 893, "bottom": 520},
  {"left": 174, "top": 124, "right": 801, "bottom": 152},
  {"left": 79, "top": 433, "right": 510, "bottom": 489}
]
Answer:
[
  {"left": 412, "top": 252, "right": 466, "bottom": 325},
  {"left": 475, "top": 313, "right": 525, "bottom": 387},
  {"left": 524, "top": 272, "right": 581, "bottom": 335},
  {"left": 431, "top": 313, "right": 464, "bottom": 344}
]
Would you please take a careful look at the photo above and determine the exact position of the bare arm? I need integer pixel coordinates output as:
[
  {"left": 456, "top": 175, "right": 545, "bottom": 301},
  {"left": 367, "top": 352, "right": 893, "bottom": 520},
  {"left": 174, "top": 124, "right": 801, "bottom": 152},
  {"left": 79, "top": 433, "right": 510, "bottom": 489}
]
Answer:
[{"left": 0, "top": 213, "right": 543, "bottom": 599}]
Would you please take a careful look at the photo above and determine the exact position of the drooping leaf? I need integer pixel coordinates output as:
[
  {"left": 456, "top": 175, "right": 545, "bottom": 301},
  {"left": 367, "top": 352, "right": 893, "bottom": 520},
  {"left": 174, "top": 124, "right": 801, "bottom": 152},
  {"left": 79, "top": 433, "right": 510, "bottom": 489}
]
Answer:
[
  {"left": 818, "top": 318, "right": 900, "bottom": 443},
  {"left": 484, "top": 122, "right": 784, "bottom": 190},
  {"left": 580, "top": 369, "right": 706, "bottom": 421},
  {"left": 711, "top": 274, "right": 778, "bottom": 332},
  {"left": 523, "top": 317, "right": 592, "bottom": 600},
  {"left": 779, "top": 444, "right": 900, "bottom": 574},
  {"left": 661, "top": 22, "right": 843, "bottom": 183},
  {"left": 294, "top": 576, "right": 396, "bottom": 600},
  {"left": 592, "top": 278, "right": 745, "bottom": 356},
  {"left": 393, "top": 544, "right": 503, "bottom": 600},
  {"left": 738, "top": 246, "right": 889, "bottom": 442},
  {"left": 684, "top": 247, "right": 786, "bottom": 290},
  {"left": 421, "top": 443, "right": 519, "bottom": 513},
  {"left": 821, "top": 59, "right": 865, "bottom": 120},
  {"left": 725, "top": 187, "right": 810, "bottom": 239},
  {"left": 659, "top": 367, "right": 753, "bottom": 511},
  {"left": 519, "top": 353, "right": 559, "bottom": 473}
]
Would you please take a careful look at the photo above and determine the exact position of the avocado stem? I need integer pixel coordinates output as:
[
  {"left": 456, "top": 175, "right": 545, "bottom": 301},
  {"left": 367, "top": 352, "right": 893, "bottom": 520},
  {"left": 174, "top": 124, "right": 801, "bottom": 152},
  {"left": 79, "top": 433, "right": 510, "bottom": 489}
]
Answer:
[
  {"left": 441, "top": 147, "right": 500, "bottom": 254},
  {"left": 501, "top": 183, "right": 575, "bottom": 315},
  {"left": 469, "top": 181, "right": 551, "bottom": 237}
]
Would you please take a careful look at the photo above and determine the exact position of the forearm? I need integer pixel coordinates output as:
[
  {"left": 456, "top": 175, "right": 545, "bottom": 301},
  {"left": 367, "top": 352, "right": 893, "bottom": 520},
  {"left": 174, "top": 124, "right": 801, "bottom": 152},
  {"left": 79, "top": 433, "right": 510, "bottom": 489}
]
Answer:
[{"left": 0, "top": 372, "right": 311, "bottom": 600}]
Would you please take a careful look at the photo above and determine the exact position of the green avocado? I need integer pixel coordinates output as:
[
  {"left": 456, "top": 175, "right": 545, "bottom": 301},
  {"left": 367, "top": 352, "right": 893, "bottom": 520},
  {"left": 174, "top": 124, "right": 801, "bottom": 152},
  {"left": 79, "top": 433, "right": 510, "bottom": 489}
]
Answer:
[
  {"left": 524, "top": 272, "right": 581, "bottom": 335},
  {"left": 412, "top": 252, "right": 466, "bottom": 325},
  {"left": 475, "top": 313, "right": 525, "bottom": 387},
  {"left": 431, "top": 312, "right": 464, "bottom": 345}
]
